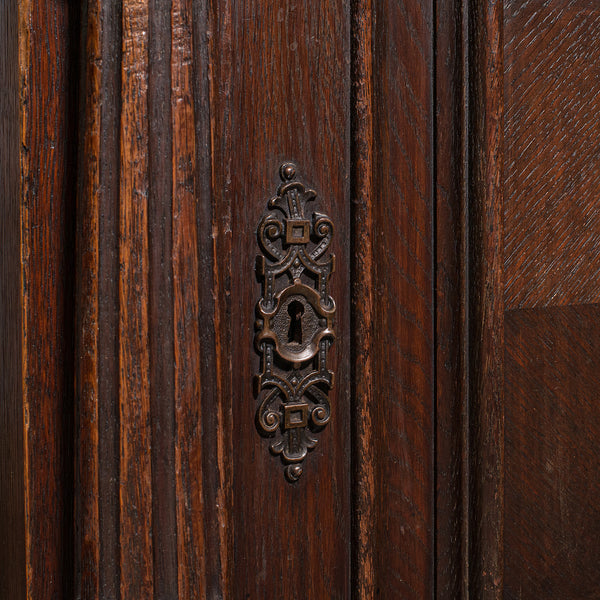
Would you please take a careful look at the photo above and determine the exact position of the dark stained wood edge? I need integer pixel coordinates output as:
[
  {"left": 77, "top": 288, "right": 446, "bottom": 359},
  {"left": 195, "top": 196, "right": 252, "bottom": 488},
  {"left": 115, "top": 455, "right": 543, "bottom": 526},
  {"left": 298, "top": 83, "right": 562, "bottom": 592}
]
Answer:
[
  {"left": 76, "top": 1, "right": 101, "bottom": 597},
  {"left": 0, "top": 1, "right": 26, "bottom": 597},
  {"left": 434, "top": 0, "right": 470, "bottom": 596},
  {"left": 468, "top": 0, "right": 504, "bottom": 597},
  {"left": 374, "top": 0, "right": 436, "bottom": 595},
  {"left": 75, "top": 3, "right": 123, "bottom": 598},
  {"left": 97, "top": 3, "right": 122, "bottom": 597},
  {"left": 147, "top": 1, "right": 179, "bottom": 597},
  {"left": 193, "top": 0, "right": 234, "bottom": 596},
  {"left": 189, "top": 0, "right": 228, "bottom": 596},
  {"left": 350, "top": 0, "right": 376, "bottom": 597}
]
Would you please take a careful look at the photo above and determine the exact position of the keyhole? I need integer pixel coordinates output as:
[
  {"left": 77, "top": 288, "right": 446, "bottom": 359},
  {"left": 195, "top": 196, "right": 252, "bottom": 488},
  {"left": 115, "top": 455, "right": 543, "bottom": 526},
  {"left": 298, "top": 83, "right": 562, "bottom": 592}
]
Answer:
[{"left": 288, "top": 300, "right": 304, "bottom": 344}]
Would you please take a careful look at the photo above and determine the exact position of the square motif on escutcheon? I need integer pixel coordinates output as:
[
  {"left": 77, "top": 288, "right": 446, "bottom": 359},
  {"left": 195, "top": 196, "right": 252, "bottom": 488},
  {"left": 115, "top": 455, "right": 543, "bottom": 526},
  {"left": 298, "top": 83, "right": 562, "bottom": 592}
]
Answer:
[
  {"left": 284, "top": 402, "right": 309, "bottom": 429},
  {"left": 285, "top": 219, "right": 311, "bottom": 245}
]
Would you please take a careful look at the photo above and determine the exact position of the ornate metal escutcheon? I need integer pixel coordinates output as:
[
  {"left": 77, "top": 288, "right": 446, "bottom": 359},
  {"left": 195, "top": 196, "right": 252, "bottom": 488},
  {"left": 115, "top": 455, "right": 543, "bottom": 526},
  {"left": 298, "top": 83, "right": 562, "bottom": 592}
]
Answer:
[{"left": 255, "top": 163, "right": 335, "bottom": 482}]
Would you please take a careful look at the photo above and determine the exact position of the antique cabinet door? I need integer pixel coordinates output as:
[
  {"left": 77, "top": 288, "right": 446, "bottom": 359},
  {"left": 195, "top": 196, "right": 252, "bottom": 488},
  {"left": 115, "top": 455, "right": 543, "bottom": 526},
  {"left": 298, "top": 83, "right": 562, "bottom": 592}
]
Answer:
[{"left": 1, "top": 0, "right": 600, "bottom": 598}]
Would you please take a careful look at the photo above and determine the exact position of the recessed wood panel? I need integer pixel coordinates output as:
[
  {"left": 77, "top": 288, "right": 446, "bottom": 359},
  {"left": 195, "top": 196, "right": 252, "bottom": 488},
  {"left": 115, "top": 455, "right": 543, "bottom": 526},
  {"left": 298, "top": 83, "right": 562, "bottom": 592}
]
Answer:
[
  {"left": 505, "top": 305, "right": 600, "bottom": 599},
  {"left": 218, "top": 2, "right": 352, "bottom": 597},
  {"left": 371, "top": 0, "right": 435, "bottom": 596},
  {"left": 504, "top": 1, "right": 600, "bottom": 309}
]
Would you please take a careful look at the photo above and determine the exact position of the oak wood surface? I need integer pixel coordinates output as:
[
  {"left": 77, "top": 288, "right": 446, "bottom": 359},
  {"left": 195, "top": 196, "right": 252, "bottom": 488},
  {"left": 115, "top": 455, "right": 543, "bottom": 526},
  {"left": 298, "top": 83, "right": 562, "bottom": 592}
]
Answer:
[
  {"left": 350, "top": 0, "right": 376, "bottom": 597},
  {"left": 435, "top": 0, "right": 469, "bottom": 596},
  {"left": 468, "top": 0, "right": 505, "bottom": 596},
  {"left": 4, "top": 1, "right": 600, "bottom": 598},
  {"left": 221, "top": 3, "right": 352, "bottom": 597},
  {"left": 505, "top": 306, "right": 600, "bottom": 599},
  {"left": 76, "top": 1, "right": 353, "bottom": 598},
  {"left": 369, "top": 0, "right": 436, "bottom": 597},
  {"left": 18, "top": 2, "right": 79, "bottom": 598},
  {"left": 504, "top": 0, "right": 600, "bottom": 309},
  {"left": 501, "top": 2, "right": 600, "bottom": 598}
]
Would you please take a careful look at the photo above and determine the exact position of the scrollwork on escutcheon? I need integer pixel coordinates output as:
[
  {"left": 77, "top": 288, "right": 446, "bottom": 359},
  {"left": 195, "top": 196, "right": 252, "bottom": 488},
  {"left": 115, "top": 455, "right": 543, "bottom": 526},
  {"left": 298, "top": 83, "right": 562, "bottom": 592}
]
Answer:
[{"left": 255, "top": 163, "right": 335, "bottom": 482}]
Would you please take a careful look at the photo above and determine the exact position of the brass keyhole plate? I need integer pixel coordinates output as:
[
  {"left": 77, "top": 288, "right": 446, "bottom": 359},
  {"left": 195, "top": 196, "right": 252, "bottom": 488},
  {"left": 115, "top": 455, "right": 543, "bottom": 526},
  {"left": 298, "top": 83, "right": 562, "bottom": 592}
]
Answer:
[{"left": 254, "top": 163, "right": 335, "bottom": 482}]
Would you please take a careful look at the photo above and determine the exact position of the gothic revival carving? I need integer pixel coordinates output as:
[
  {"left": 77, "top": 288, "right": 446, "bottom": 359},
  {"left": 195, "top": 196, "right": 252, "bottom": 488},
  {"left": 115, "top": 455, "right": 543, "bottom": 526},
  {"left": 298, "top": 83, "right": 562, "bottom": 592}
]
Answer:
[{"left": 255, "top": 163, "right": 335, "bottom": 482}]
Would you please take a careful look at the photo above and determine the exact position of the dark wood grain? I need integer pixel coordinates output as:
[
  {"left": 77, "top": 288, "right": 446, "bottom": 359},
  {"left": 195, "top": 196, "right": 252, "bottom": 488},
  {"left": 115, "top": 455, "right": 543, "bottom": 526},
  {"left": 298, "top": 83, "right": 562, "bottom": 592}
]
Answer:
[
  {"left": 504, "top": 1, "right": 600, "bottom": 310},
  {"left": 148, "top": 0, "right": 178, "bottom": 597},
  {"left": 95, "top": 2, "right": 122, "bottom": 597},
  {"left": 504, "top": 2, "right": 600, "bottom": 308},
  {"left": 19, "top": 1, "right": 79, "bottom": 598},
  {"left": 435, "top": 0, "right": 469, "bottom": 596},
  {"left": 0, "top": 2, "right": 26, "bottom": 597},
  {"left": 191, "top": 0, "right": 232, "bottom": 596},
  {"left": 468, "top": 0, "right": 505, "bottom": 597},
  {"left": 76, "top": 0, "right": 221, "bottom": 596},
  {"left": 16, "top": 0, "right": 600, "bottom": 597},
  {"left": 500, "top": 3, "right": 600, "bottom": 597},
  {"left": 212, "top": 2, "right": 352, "bottom": 597},
  {"left": 505, "top": 305, "right": 600, "bottom": 599},
  {"left": 371, "top": 0, "right": 436, "bottom": 596},
  {"left": 76, "top": 2, "right": 122, "bottom": 598},
  {"left": 201, "top": 0, "right": 235, "bottom": 596},
  {"left": 76, "top": 1, "right": 101, "bottom": 597}
]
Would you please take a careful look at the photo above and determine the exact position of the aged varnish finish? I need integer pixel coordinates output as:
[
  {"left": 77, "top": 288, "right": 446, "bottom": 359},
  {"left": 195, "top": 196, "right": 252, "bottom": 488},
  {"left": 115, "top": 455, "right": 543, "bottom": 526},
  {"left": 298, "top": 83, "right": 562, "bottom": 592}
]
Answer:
[{"left": 1, "top": 0, "right": 599, "bottom": 598}]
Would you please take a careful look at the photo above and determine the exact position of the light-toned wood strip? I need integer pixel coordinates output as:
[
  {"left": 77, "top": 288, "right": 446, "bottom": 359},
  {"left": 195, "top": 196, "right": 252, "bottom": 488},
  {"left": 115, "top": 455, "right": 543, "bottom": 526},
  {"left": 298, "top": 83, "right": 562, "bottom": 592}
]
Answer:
[
  {"left": 19, "top": 2, "right": 77, "bottom": 598},
  {"left": 171, "top": 0, "right": 207, "bottom": 597},
  {"left": 119, "top": 1, "right": 153, "bottom": 598},
  {"left": 351, "top": 3, "right": 375, "bottom": 596}
]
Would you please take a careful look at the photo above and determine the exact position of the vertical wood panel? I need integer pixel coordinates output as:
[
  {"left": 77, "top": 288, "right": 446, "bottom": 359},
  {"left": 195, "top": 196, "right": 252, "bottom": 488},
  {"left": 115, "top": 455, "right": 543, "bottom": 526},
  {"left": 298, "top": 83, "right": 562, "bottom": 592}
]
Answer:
[
  {"left": 119, "top": 2, "right": 153, "bottom": 598},
  {"left": 435, "top": 0, "right": 469, "bottom": 596},
  {"left": 205, "top": 2, "right": 352, "bottom": 597},
  {"left": 505, "top": 306, "right": 600, "bottom": 599},
  {"left": 148, "top": 0, "right": 178, "bottom": 597},
  {"left": 469, "top": 0, "right": 504, "bottom": 597},
  {"left": 202, "top": 0, "right": 235, "bottom": 596},
  {"left": 76, "top": 1, "right": 101, "bottom": 597},
  {"left": 171, "top": 0, "right": 206, "bottom": 595},
  {"left": 19, "top": 1, "right": 78, "bottom": 598},
  {"left": 77, "top": 1, "right": 214, "bottom": 597},
  {"left": 350, "top": 0, "right": 375, "bottom": 597},
  {"left": 372, "top": 0, "right": 435, "bottom": 596},
  {"left": 96, "top": 2, "right": 122, "bottom": 597},
  {"left": 504, "top": 1, "right": 600, "bottom": 310}
]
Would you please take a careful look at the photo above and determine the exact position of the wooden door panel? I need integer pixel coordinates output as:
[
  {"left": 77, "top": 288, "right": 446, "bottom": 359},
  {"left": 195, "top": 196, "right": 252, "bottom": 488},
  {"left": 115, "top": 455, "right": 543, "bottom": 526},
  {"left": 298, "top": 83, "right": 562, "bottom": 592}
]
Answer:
[
  {"left": 504, "top": 0, "right": 600, "bottom": 309},
  {"left": 3, "top": 0, "right": 600, "bottom": 598},
  {"left": 505, "top": 306, "right": 600, "bottom": 598},
  {"left": 224, "top": 3, "right": 352, "bottom": 597},
  {"left": 76, "top": 0, "right": 354, "bottom": 598},
  {"left": 501, "top": 1, "right": 600, "bottom": 596},
  {"left": 367, "top": 0, "right": 436, "bottom": 597},
  {"left": 0, "top": 2, "right": 79, "bottom": 598}
]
